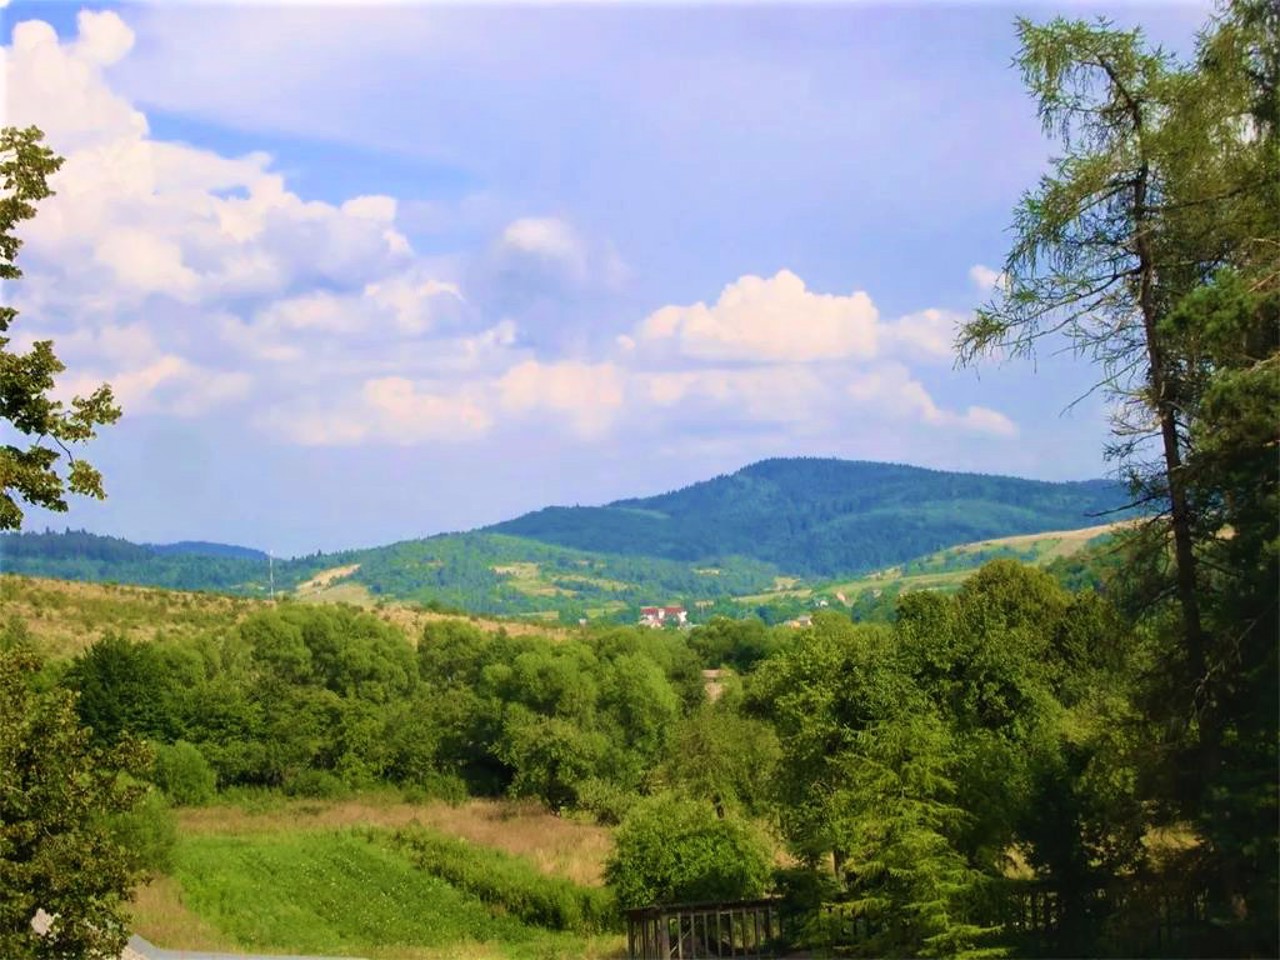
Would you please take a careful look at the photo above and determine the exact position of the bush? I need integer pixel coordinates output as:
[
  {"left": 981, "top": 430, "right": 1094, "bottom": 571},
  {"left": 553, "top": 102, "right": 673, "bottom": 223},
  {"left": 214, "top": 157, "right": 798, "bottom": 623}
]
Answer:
[
  {"left": 152, "top": 740, "right": 217, "bottom": 806},
  {"left": 107, "top": 788, "right": 177, "bottom": 873},
  {"left": 395, "top": 827, "right": 618, "bottom": 933},
  {"left": 605, "top": 793, "right": 773, "bottom": 909},
  {"left": 575, "top": 777, "right": 637, "bottom": 825},
  {"left": 401, "top": 770, "right": 469, "bottom": 806},
  {"left": 283, "top": 769, "right": 348, "bottom": 800}
]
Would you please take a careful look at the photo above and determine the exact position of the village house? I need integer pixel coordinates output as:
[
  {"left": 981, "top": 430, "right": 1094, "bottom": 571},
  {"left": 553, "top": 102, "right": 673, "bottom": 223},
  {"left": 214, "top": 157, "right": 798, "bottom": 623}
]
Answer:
[{"left": 639, "top": 604, "right": 688, "bottom": 627}]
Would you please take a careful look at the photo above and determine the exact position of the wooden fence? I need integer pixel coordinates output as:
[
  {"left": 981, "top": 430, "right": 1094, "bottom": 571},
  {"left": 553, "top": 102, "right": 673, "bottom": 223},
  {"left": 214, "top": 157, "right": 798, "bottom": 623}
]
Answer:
[{"left": 625, "top": 898, "right": 782, "bottom": 959}]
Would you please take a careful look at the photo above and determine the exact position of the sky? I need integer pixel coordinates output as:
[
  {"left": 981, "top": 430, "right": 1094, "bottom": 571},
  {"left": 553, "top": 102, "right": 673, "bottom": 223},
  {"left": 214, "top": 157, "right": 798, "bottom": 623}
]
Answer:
[{"left": 2, "top": 0, "right": 1211, "bottom": 557}]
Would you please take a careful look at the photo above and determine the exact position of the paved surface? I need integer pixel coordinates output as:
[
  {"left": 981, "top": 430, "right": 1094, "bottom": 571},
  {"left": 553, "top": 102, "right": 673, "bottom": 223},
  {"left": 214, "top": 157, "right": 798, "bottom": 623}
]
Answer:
[{"left": 128, "top": 935, "right": 367, "bottom": 960}]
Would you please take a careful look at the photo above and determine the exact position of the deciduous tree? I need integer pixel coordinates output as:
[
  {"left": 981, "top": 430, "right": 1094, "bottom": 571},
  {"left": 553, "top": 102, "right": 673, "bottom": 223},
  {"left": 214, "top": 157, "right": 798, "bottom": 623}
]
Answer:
[
  {"left": 1, "top": 127, "right": 120, "bottom": 531},
  {"left": 0, "top": 647, "right": 150, "bottom": 959}
]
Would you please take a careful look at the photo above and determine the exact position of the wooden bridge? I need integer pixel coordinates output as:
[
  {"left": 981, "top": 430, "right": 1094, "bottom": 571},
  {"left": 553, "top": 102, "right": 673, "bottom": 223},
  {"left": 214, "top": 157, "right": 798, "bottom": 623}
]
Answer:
[{"left": 625, "top": 898, "right": 783, "bottom": 959}]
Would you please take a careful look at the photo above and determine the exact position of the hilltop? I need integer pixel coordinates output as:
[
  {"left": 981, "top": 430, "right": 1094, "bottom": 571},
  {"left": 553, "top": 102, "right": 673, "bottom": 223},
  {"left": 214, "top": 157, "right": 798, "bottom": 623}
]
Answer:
[{"left": 486, "top": 457, "right": 1127, "bottom": 576}]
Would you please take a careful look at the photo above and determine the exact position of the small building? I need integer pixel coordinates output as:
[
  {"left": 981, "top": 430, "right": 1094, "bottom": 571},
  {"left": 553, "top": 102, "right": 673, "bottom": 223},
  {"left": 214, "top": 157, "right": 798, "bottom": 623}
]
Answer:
[{"left": 639, "top": 604, "right": 688, "bottom": 627}]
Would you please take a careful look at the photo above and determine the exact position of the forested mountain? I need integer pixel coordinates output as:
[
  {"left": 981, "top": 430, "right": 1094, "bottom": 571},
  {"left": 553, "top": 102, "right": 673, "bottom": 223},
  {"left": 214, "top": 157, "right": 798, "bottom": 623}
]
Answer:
[
  {"left": 0, "top": 459, "right": 1130, "bottom": 611},
  {"left": 487, "top": 458, "right": 1129, "bottom": 576},
  {"left": 0, "top": 529, "right": 308, "bottom": 593},
  {"left": 146, "top": 540, "right": 269, "bottom": 561}
]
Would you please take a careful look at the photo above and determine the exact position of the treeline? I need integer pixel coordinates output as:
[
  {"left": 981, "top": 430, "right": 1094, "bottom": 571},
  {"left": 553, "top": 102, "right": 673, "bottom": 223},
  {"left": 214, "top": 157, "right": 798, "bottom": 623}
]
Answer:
[
  {"left": 0, "top": 529, "right": 328, "bottom": 595},
  {"left": 33, "top": 603, "right": 704, "bottom": 813}
]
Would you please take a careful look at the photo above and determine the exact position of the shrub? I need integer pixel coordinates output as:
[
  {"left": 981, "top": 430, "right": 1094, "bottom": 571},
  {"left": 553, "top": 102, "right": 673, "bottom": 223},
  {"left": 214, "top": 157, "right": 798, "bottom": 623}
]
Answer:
[
  {"left": 605, "top": 793, "right": 772, "bottom": 909},
  {"left": 284, "top": 769, "right": 348, "bottom": 800},
  {"left": 575, "top": 777, "right": 637, "bottom": 825},
  {"left": 401, "top": 770, "right": 468, "bottom": 806},
  {"left": 152, "top": 740, "right": 217, "bottom": 806},
  {"left": 107, "top": 788, "right": 177, "bottom": 873},
  {"left": 395, "top": 827, "right": 618, "bottom": 933}
]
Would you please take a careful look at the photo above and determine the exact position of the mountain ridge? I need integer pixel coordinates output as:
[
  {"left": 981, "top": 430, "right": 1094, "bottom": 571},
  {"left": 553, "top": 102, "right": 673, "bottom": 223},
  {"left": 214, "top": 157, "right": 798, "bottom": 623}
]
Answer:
[
  {"left": 485, "top": 457, "right": 1127, "bottom": 577},
  {"left": 1, "top": 457, "right": 1133, "bottom": 613}
]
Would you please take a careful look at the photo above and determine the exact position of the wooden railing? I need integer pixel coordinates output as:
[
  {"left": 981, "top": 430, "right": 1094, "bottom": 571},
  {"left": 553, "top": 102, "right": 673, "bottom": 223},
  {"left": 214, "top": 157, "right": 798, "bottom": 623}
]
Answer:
[
  {"left": 625, "top": 898, "right": 782, "bottom": 959},
  {"left": 816, "top": 878, "right": 1211, "bottom": 958}
]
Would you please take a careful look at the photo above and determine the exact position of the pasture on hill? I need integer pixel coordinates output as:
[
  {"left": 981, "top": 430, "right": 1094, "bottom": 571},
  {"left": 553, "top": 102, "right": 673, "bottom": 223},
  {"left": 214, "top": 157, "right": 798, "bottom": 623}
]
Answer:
[{"left": 0, "top": 573, "right": 563, "bottom": 660}]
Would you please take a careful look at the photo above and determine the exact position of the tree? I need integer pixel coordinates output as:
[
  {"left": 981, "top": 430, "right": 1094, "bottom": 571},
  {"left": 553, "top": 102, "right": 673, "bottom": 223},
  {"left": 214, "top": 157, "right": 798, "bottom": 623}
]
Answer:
[
  {"left": 957, "top": 15, "right": 1208, "bottom": 685},
  {"left": 959, "top": 4, "right": 1278, "bottom": 949},
  {"left": 1, "top": 126, "right": 120, "bottom": 531},
  {"left": 604, "top": 793, "right": 772, "bottom": 910},
  {"left": 0, "top": 646, "right": 150, "bottom": 959}
]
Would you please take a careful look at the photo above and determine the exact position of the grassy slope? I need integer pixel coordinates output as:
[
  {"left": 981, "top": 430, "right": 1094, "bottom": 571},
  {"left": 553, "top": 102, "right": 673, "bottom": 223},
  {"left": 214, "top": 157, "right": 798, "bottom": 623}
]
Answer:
[
  {"left": 736, "top": 522, "right": 1124, "bottom": 606},
  {"left": 0, "top": 573, "right": 563, "bottom": 660},
  {"left": 3, "top": 459, "right": 1129, "bottom": 617},
  {"left": 133, "top": 796, "right": 619, "bottom": 960}
]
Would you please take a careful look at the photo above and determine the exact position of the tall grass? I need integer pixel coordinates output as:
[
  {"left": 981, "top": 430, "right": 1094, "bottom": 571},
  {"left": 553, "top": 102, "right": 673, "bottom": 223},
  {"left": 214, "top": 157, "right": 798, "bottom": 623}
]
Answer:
[
  {"left": 394, "top": 826, "right": 619, "bottom": 934},
  {"left": 168, "top": 828, "right": 617, "bottom": 959}
]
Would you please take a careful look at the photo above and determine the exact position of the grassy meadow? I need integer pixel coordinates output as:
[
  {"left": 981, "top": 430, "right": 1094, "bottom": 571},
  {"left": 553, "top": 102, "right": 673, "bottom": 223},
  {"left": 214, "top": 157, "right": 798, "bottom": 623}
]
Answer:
[
  {"left": 131, "top": 794, "right": 623, "bottom": 960},
  {"left": 733, "top": 522, "right": 1123, "bottom": 607}
]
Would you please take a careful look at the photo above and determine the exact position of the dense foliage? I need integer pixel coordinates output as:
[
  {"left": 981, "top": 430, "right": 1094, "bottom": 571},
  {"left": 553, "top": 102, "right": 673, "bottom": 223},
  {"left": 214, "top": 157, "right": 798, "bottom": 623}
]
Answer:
[
  {"left": 960, "top": 2, "right": 1278, "bottom": 952},
  {"left": 0, "top": 645, "right": 153, "bottom": 959},
  {"left": 604, "top": 794, "right": 773, "bottom": 910}
]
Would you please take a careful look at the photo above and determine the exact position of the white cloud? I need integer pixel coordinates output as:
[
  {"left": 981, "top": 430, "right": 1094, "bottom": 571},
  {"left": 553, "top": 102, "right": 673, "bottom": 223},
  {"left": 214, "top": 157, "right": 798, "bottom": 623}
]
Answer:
[
  {"left": 641, "top": 366, "right": 825, "bottom": 424},
  {"left": 260, "top": 376, "right": 492, "bottom": 447},
  {"left": 969, "top": 263, "right": 1006, "bottom": 294},
  {"left": 362, "top": 376, "right": 493, "bottom": 439},
  {"left": 636, "top": 270, "right": 878, "bottom": 364},
  {"left": 498, "top": 360, "right": 624, "bottom": 437},
  {"left": 56, "top": 354, "right": 251, "bottom": 418},
  {"left": 883, "top": 308, "right": 964, "bottom": 363},
  {"left": 499, "top": 218, "right": 585, "bottom": 275},
  {"left": 4, "top": 11, "right": 1020, "bottom": 458},
  {"left": 847, "top": 364, "right": 1017, "bottom": 437},
  {"left": 3, "top": 11, "right": 475, "bottom": 420}
]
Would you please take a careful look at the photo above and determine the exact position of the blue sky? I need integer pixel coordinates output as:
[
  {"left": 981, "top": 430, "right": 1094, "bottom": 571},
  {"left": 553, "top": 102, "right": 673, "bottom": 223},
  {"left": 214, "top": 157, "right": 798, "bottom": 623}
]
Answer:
[{"left": 3, "top": 0, "right": 1210, "bottom": 556}]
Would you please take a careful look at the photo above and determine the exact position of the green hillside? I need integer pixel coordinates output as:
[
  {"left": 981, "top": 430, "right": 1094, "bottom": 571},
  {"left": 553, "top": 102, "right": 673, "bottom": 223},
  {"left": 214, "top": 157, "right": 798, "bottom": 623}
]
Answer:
[
  {"left": 0, "top": 528, "right": 332, "bottom": 595},
  {"left": 1, "top": 458, "right": 1132, "bottom": 619},
  {"left": 487, "top": 457, "right": 1129, "bottom": 576}
]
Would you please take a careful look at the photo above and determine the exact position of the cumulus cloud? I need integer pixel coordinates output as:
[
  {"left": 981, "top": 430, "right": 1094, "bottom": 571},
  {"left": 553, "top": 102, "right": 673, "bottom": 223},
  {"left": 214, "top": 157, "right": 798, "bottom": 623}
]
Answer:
[
  {"left": 847, "top": 364, "right": 1016, "bottom": 437},
  {"left": 3, "top": 10, "right": 463, "bottom": 419},
  {"left": 5, "top": 10, "right": 1019, "bottom": 460},
  {"left": 637, "top": 270, "right": 878, "bottom": 364},
  {"left": 499, "top": 218, "right": 586, "bottom": 277},
  {"left": 641, "top": 366, "right": 826, "bottom": 424},
  {"left": 498, "top": 360, "right": 625, "bottom": 438},
  {"left": 883, "top": 308, "right": 965, "bottom": 363},
  {"left": 57, "top": 354, "right": 251, "bottom": 418},
  {"left": 260, "top": 376, "right": 492, "bottom": 446}
]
